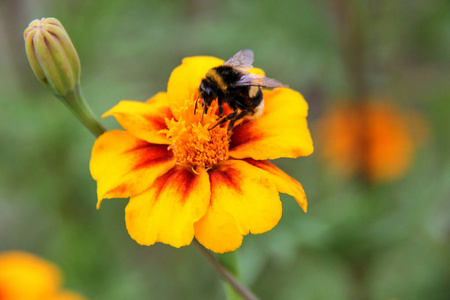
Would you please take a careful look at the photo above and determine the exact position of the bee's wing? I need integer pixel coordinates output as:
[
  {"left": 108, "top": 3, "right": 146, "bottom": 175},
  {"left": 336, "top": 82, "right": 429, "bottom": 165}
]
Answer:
[
  {"left": 233, "top": 73, "right": 287, "bottom": 88},
  {"left": 223, "top": 49, "right": 254, "bottom": 71}
]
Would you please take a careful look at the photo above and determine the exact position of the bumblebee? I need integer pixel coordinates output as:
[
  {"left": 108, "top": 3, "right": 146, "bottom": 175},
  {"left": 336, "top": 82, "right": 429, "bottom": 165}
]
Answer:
[{"left": 196, "top": 49, "right": 286, "bottom": 131}]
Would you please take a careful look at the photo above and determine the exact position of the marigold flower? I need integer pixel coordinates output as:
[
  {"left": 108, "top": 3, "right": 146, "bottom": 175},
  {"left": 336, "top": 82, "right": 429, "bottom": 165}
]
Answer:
[
  {"left": 316, "top": 101, "right": 426, "bottom": 182},
  {"left": 90, "top": 56, "right": 314, "bottom": 253},
  {"left": 0, "top": 251, "right": 86, "bottom": 300},
  {"left": 24, "top": 18, "right": 80, "bottom": 97}
]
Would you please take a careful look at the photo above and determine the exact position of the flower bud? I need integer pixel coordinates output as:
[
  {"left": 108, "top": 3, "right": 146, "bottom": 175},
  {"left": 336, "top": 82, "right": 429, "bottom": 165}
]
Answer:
[{"left": 24, "top": 18, "right": 80, "bottom": 96}]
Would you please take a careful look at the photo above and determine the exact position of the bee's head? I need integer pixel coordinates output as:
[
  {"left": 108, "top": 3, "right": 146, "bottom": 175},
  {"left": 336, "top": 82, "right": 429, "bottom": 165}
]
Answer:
[{"left": 198, "top": 78, "right": 217, "bottom": 105}]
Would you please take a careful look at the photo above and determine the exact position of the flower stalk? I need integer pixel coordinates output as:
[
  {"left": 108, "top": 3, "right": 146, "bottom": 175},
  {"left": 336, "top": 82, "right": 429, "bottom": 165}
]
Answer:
[
  {"left": 58, "top": 85, "right": 106, "bottom": 137},
  {"left": 217, "top": 251, "right": 246, "bottom": 300},
  {"left": 193, "top": 240, "right": 259, "bottom": 300}
]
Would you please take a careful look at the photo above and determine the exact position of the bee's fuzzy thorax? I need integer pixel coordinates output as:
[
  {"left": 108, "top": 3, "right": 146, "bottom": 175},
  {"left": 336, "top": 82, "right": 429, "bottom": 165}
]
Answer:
[{"left": 206, "top": 69, "right": 227, "bottom": 91}]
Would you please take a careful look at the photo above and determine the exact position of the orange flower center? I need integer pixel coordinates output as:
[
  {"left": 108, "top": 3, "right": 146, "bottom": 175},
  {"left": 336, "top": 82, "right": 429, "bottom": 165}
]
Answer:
[{"left": 160, "top": 100, "right": 229, "bottom": 172}]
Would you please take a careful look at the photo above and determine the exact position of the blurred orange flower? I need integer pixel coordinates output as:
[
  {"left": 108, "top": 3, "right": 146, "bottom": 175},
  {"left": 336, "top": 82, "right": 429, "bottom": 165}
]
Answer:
[
  {"left": 0, "top": 251, "right": 86, "bottom": 300},
  {"left": 316, "top": 101, "right": 427, "bottom": 183},
  {"left": 90, "top": 56, "right": 313, "bottom": 253}
]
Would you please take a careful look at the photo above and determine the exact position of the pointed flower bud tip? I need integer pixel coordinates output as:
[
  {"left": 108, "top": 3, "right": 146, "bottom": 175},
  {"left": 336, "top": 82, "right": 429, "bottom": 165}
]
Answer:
[{"left": 24, "top": 17, "right": 80, "bottom": 96}]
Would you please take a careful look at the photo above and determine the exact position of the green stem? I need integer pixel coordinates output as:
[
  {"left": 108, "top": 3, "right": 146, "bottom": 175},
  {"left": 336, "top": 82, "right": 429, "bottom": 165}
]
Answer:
[
  {"left": 56, "top": 85, "right": 106, "bottom": 138},
  {"left": 193, "top": 240, "right": 259, "bottom": 300},
  {"left": 217, "top": 251, "right": 243, "bottom": 300}
]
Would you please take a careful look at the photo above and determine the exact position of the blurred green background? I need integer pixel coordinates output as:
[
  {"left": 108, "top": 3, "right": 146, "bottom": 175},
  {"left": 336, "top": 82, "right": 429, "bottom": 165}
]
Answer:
[{"left": 1, "top": 0, "right": 450, "bottom": 299}]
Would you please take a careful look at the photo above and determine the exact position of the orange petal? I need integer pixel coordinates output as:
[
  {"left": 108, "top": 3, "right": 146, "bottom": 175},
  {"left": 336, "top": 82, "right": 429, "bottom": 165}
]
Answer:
[
  {"left": 0, "top": 251, "right": 61, "bottom": 300},
  {"left": 244, "top": 159, "right": 307, "bottom": 212},
  {"left": 167, "top": 56, "right": 224, "bottom": 118},
  {"left": 90, "top": 130, "right": 176, "bottom": 207},
  {"left": 125, "top": 166, "right": 210, "bottom": 248},
  {"left": 194, "top": 160, "right": 281, "bottom": 253},
  {"left": 229, "top": 88, "right": 314, "bottom": 160},
  {"left": 102, "top": 92, "right": 173, "bottom": 144}
]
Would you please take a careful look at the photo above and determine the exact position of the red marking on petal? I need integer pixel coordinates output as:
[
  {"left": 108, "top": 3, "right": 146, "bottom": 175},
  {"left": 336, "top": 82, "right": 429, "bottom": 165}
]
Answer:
[
  {"left": 105, "top": 183, "right": 128, "bottom": 197},
  {"left": 229, "top": 122, "right": 264, "bottom": 151},
  {"left": 209, "top": 167, "right": 242, "bottom": 195},
  {"left": 177, "top": 169, "right": 198, "bottom": 203},
  {"left": 243, "top": 158, "right": 259, "bottom": 167},
  {"left": 125, "top": 143, "right": 173, "bottom": 172},
  {"left": 144, "top": 107, "right": 173, "bottom": 130},
  {"left": 254, "top": 176, "right": 272, "bottom": 190},
  {"left": 152, "top": 167, "right": 198, "bottom": 204}
]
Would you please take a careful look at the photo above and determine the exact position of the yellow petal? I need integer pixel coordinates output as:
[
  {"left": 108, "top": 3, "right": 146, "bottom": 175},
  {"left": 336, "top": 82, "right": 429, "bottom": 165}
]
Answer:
[
  {"left": 102, "top": 92, "right": 172, "bottom": 144},
  {"left": 125, "top": 166, "right": 210, "bottom": 248},
  {"left": 244, "top": 159, "right": 307, "bottom": 212},
  {"left": 167, "top": 56, "right": 223, "bottom": 119},
  {"left": 248, "top": 67, "right": 265, "bottom": 76},
  {"left": 194, "top": 160, "right": 281, "bottom": 253},
  {"left": 90, "top": 130, "right": 176, "bottom": 207},
  {"left": 229, "top": 88, "right": 314, "bottom": 160},
  {"left": 194, "top": 206, "right": 243, "bottom": 254}
]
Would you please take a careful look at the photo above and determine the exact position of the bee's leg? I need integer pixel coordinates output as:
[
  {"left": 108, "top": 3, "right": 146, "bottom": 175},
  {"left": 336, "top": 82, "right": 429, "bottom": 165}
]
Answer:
[
  {"left": 202, "top": 104, "right": 208, "bottom": 121},
  {"left": 194, "top": 96, "right": 199, "bottom": 115},
  {"left": 209, "top": 111, "right": 235, "bottom": 130},
  {"left": 227, "top": 110, "right": 248, "bottom": 132},
  {"left": 218, "top": 98, "right": 224, "bottom": 117},
  {"left": 209, "top": 100, "right": 239, "bottom": 131}
]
